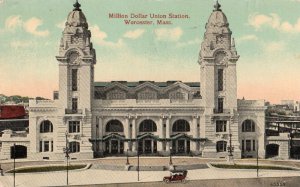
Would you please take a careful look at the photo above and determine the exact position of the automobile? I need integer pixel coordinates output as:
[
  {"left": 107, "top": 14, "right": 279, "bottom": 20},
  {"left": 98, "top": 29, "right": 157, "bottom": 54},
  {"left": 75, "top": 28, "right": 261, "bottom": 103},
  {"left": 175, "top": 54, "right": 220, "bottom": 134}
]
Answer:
[{"left": 163, "top": 170, "right": 188, "bottom": 183}]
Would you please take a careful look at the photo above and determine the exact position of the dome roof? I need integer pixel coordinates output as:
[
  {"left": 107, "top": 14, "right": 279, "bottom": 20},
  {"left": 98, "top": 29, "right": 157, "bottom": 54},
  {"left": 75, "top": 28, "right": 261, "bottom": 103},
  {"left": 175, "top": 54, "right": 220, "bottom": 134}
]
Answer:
[
  {"left": 205, "top": 1, "right": 230, "bottom": 33},
  {"left": 207, "top": 10, "right": 228, "bottom": 28},
  {"left": 66, "top": 1, "right": 88, "bottom": 28}
]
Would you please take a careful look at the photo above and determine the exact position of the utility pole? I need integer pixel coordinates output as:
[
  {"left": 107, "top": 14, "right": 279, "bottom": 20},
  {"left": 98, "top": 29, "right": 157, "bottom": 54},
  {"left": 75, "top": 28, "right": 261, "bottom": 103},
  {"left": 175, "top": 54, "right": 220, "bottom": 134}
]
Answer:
[
  {"left": 13, "top": 143, "right": 16, "bottom": 187},
  {"left": 256, "top": 140, "right": 259, "bottom": 178},
  {"left": 126, "top": 149, "right": 129, "bottom": 165},
  {"left": 64, "top": 132, "right": 70, "bottom": 186},
  {"left": 137, "top": 140, "right": 139, "bottom": 181}
]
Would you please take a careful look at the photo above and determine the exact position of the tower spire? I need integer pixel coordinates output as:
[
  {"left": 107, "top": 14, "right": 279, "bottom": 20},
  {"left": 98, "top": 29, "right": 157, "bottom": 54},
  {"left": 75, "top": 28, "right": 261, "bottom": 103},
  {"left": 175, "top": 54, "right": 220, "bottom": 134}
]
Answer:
[
  {"left": 73, "top": 0, "right": 82, "bottom": 11},
  {"left": 214, "top": 0, "right": 221, "bottom": 11}
]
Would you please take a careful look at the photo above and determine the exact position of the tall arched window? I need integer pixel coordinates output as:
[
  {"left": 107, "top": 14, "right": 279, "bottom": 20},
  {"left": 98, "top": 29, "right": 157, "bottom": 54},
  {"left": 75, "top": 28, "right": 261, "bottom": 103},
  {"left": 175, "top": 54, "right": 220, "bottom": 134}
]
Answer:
[
  {"left": 172, "top": 120, "right": 190, "bottom": 132},
  {"left": 139, "top": 120, "right": 157, "bottom": 132},
  {"left": 242, "top": 120, "right": 255, "bottom": 132},
  {"left": 40, "top": 120, "right": 53, "bottom": 133},
  {"left": 216, "top": 141, "right": 227, "bottom": 152},
  {"left": 106, "top": 120, "right": 124, "bottom": 132},
  {"left": 69, "top": 141, "right": 80, "bottom": 153}
]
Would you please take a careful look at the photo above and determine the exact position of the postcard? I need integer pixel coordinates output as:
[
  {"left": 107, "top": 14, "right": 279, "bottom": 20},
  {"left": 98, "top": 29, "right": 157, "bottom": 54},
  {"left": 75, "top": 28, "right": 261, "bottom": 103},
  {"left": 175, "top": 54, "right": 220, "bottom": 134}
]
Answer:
[{"left": 0, "top": 0, "right": 300, "bottom": 186}]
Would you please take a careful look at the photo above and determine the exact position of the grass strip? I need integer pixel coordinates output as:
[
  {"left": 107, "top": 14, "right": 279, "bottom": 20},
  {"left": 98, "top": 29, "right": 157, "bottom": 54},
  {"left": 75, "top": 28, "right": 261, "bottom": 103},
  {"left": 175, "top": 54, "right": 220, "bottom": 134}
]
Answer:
[
  {"left": 211, "top": 164, "right": 295, "bottom": 170},
  {"left": 7, "top": 164, "right": 86, "bottom": 173}
]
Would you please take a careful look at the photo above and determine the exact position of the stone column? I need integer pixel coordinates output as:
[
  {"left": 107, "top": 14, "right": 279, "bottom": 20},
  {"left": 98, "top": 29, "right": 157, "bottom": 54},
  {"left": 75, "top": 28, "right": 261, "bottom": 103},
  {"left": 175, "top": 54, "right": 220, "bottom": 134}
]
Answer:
[
  {"left": 166, "top": 117, "right": 170, "bottom": 154},
  {"left": 191, "top": 116, "right": 198, "bottom": 154},
  {"left": 157, "top": 117, "right": 163, "bottom": 153},
  {"left": 42, "top": 141, "right": 44, "bottom": 152},
  {"left": 132, "top": 118, "right": 137, "bottom": 152},
  {"left": 98, "top": 116, "right": 104, "bottom": 155}
]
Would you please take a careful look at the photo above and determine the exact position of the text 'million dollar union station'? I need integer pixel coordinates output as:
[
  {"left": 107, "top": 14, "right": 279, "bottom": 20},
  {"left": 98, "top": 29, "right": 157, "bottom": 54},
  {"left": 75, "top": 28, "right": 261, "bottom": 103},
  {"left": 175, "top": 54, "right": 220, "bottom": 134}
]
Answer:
[{"left": 0, "top": 1, "right": 267, "bottom": 160}]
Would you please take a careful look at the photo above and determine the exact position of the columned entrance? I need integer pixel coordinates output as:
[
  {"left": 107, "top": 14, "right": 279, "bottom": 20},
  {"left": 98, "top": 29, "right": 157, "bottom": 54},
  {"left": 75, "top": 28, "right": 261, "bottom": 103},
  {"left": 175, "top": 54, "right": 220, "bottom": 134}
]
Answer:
[
  {"left": 172, "top": 139, "right": 190, "bottom": 154},
  {"left": 103, "top": 133, "right": 125, "bottom": 155},
  {"left": 138, "top": 138, "right": 157, "bottom": 154},
  {"left": 137, "top": 133, "right": 158, "bottom": 155},
  {"left": 170, "top": 133, "right": 191, "bottom": 155}
]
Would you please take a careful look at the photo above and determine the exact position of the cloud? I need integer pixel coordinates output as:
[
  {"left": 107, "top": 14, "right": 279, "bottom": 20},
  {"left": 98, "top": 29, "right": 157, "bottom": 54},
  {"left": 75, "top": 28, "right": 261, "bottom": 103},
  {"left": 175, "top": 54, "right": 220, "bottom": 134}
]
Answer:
[
  {"left": 264, "top": 41, "right": 285, "bottom": 53},
  {"left": 5, "top": 15, "right": 22, "bottom": 31},
  {"left": 248, "top": 13, "right": 300, "bottom": 33},
  {"left": 154, "top": 27, "right": 183, "bottom": 41},
  {"left": 23, "top": 17, "right": 49, "bottom": 37},
  {"left": 2, "top": 15, "right": 49, "bottom": 37},
  {"left": 10, "top": 40, "right": 34, "bottom": 49},
  {"left": 89, "top": 25, "right": 124, "bottom": 47},
  {"left": 237, "top": 35, "right": 258, "bottom": 43},
  {"left": 176, "top": 37, "right": 201, "bottom": 47},
  {"left": 123, "top": 29, "right": 145, "bottom": 39},
  {"left": 56, "top": 20, "right": 66, "bottom": 29}
]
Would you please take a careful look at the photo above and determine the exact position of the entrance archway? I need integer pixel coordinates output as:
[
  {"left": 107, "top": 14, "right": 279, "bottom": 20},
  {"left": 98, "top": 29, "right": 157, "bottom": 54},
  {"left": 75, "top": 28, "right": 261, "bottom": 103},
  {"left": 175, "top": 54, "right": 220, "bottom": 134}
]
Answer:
[
  {"left": 266, "top": 144, "right": 279, "bottom": 158},
  {"left": 10, "top": 145, "right": 27, "bottom": 159}
]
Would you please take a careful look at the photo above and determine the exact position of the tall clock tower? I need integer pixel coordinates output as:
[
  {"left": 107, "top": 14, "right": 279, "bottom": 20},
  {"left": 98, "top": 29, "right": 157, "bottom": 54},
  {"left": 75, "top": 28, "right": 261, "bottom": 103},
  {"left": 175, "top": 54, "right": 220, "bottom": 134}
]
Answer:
[
  {"left": 199, "top": 2, "right": 241, "bottom": 158},
  {"left": 55, "top": 1, "right": 96, "bottom": 159}
]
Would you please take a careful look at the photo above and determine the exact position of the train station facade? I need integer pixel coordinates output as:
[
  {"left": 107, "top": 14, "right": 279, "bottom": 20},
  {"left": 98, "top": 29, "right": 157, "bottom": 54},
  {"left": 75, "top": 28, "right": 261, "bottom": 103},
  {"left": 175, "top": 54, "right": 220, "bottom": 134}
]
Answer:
[{"left": 0, "top": 2, "right": 268, "bottom": 160}]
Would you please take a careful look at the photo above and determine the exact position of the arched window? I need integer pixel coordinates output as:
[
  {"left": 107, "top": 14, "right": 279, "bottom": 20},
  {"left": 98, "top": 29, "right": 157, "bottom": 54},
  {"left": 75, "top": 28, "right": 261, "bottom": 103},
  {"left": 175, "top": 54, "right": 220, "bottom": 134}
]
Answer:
[
  {"left": 216, "top": 141, "right": 227, "bottom": 152},
  {"left": 69, "top": 141, "right": 80, "bottom": 153},
  {"left": 40, "top": 120, "right": 53, "bottom": 133},
  {"left": 139, "top": 120, "right": 157, "bottom": 132},
  {"left": 106, "top": 120, "right": 124, "bottom": 132},
  {"left": 172, "top": 120, "right": 190, "bottom": 132},
  {"left": 242, "top": 120, "right": 255, "bottom": 132}
]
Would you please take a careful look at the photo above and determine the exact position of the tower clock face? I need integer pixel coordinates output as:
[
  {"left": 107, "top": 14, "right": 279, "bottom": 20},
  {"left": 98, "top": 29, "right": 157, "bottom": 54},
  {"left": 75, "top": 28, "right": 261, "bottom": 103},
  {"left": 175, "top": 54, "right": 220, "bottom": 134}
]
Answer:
[
  {"left": 215, "top": 51, "right": 228, "bottom": 64},
  {"left": 69, "top": 52, "right": 79, "bottom": 64}
]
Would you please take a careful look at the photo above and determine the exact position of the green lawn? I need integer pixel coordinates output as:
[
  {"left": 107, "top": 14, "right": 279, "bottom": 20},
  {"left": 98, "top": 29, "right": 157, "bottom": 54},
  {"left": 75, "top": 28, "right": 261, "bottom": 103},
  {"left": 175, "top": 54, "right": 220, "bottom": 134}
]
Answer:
[
  {"left": 7, "top": 164, "right": 87, "bottom": 173},
  {"left": 211, "top": 164, "right": 295, "bottom": 170}
]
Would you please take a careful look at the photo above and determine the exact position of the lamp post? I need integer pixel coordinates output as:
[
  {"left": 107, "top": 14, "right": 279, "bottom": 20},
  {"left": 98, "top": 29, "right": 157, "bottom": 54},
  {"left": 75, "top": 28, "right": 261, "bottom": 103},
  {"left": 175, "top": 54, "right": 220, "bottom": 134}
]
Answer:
[
  {"left": 169, "top": 146, "right": 173, "bottom": 165},
  {"left": 256, "top": 140, "right": 259, "bottom": 178},
  {"left": 13, "top": 143, "right": 16, "bottom": 187},
  {"left": 290, "top": 129, "right": 295, "bottom": 159},
  {"left": 64, "top": 132, "right": 70, "bottom": 186},
  {"left": 227, "top": 133, "right": 234, "bottom": 163},
  {"left": 126, "top": 149, "right": 129, "bottom": 165},
  {"left": 137, "top": 140, "right": 140, "bottom": 181}
]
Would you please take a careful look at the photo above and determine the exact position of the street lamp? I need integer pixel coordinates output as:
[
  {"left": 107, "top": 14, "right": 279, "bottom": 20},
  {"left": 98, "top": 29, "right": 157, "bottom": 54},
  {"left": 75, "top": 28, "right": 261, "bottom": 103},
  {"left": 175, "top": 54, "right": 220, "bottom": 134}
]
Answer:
[
  {"left": 126, "top": 149, "right": 129, "bottom": 165},
  {"left": 169, "top": 146, "right": 173, "bottom": 165},
  {"left": 13, "top": 143, "right": 16, "bottom": 187},
  {"left": 63, "top": 132, "right": 70, "bottom": 186},
  {"left": 137, "top": 140, "right": 140, "bottom": 181},
  {"left": 290, "top": 129, "right": 296, "bottom": 159}
]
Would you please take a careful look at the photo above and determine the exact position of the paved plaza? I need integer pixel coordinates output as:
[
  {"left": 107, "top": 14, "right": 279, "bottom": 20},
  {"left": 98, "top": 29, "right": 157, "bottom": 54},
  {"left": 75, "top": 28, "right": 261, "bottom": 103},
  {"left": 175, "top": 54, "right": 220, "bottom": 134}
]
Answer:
[{"left": 0, "top": 157, "right": 300, "bottom": 186}]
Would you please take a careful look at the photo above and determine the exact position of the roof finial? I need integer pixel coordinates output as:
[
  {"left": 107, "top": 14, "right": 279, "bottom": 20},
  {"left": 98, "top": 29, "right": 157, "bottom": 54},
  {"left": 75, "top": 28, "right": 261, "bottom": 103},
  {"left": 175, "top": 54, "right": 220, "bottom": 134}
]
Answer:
[
  {"left": 73, "top": 0, "right": 82, "bottom": 11},
  {"left": 214, "top": 0, "right": 221, "bottom": 11}
]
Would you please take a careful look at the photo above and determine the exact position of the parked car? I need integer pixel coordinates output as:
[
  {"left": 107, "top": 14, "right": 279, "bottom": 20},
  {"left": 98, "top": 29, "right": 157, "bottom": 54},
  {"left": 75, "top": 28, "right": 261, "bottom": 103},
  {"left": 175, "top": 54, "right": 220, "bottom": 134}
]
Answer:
[{"left": 163, "top": 170, "right": 188, "bottom": 183}]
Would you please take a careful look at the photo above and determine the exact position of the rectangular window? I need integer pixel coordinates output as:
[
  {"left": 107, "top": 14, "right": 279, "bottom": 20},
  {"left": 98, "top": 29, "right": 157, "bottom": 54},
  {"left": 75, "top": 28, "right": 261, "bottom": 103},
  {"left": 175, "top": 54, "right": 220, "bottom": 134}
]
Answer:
[
  {"left": 253, "top": 140, "right": 256, "bottom": 151},
  {"left": 69, "top": 121, "right": 80, "bottom": 133},
  {"left": 72, "top": 98, "right": 78, "bottom": 112},
  {"left": 246, "top": 140, "right": 251, "bottom": 151},
  {"left": 39, "top": 141, "right": 42, "bottom": 152},
  {"left": 51, "top": 141, "right": 53, "bottom": 152},
  {"left": 44, "top": 141, "right": 49, "bottom": 152},
  {"left": 242, "top": 140, "right": 244, "bottom": 152},
  {"left": 216, "top": 120, "right": 227, "bottom": 132},
  {"left": 72, "top": 69, "right": 78, "bottom": 91},
  {"left": 218, "top": 69, "right": 224, "bottom": 91},
  {"left": 218, "top": 98, "right": 224, "bottom": 113}
]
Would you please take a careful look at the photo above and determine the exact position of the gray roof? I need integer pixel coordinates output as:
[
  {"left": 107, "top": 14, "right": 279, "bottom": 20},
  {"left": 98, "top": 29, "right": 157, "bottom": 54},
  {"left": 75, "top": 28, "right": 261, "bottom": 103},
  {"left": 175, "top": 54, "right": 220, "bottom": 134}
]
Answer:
[{"left": 94, "top": 81, "right": 200, "bottom": 88}]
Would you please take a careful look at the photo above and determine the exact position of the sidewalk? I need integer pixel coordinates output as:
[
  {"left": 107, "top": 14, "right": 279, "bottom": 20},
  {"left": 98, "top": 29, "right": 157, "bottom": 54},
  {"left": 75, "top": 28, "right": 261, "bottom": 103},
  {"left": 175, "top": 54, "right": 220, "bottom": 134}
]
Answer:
[{"left": 1, "top": 166, "right": 300, "bottom": 187}]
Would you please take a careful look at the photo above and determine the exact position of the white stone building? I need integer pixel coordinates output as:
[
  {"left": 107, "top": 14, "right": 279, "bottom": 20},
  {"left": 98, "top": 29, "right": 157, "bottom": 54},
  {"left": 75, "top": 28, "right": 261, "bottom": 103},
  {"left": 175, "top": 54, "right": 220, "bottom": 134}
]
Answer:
[{"left": 0, "top": 1, "right": 266, "bottom": 160}]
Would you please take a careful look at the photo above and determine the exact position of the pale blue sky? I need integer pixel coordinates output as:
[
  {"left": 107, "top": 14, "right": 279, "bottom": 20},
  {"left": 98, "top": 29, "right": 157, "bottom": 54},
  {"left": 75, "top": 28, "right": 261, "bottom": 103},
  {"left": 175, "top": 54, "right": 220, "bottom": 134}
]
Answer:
[{"left": 0, "top": 0, "right": 300, "bottom": 103}]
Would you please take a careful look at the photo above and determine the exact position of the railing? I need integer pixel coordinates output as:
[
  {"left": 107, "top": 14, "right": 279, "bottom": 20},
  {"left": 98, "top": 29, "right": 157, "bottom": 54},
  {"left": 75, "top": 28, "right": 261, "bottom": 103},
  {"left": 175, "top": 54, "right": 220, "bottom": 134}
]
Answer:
[
  {"left": 213, "top": 108, "right": 231, "bottom": 114},
  {"left": 65, "top": 109, "right": 83, "bottom": 114}
]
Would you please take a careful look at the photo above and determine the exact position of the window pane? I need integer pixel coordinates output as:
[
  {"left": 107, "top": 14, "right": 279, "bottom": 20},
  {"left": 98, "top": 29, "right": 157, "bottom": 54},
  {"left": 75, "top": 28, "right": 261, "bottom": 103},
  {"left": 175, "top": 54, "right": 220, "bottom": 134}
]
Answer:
[{"left": 246, "top": 140, "right": 251, "bottom": 151}]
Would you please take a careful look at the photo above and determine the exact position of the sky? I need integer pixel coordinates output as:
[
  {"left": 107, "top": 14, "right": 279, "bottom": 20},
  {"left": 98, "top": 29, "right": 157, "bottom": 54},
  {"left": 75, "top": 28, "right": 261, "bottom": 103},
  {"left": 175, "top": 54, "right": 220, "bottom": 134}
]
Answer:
[{"left": 0, "top": 0, "right": 300, "bottom": 104}]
